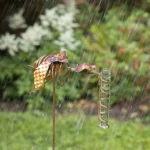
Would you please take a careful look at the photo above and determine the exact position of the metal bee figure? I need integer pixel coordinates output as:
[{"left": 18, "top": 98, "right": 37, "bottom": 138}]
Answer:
[{"left": 30, "top": 51, "right": 69, "bottom": 92}]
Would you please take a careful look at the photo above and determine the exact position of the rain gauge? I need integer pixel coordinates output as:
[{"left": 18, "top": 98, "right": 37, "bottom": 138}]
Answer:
[{"left": 98, "top": 68, "right": 111, "bottom": 129}]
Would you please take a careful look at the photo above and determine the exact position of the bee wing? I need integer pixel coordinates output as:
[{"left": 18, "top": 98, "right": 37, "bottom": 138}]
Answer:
[
  {"left": 33, "top": 61, "right": 51, "bottom": 90},
  {"left": 34, "top": 55, "right": 51, "bottom": 69}
]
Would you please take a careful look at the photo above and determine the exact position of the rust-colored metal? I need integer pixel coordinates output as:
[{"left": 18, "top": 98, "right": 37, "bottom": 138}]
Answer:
[
  {"left": 52, "top": 65, "right": 56, "bottom": 150},
  {"left": 33, "top": 51, "right": 68, "bottom": 69},
  {"left": 70, "top": 63, "right": 96, "bottom": 72},
  {"left": 31, "top": 51, "right": 69, "bottom": 91},
  {"left": 33, "top": 61, "right": 51, "bottom": 90},
  {"left": 30, "top": 51, "right": 69, "bottom": 150}
]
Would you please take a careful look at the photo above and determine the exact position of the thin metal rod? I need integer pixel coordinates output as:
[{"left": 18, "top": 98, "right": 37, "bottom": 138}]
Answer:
[
  {"left": 52, "top": 66, "right": 56, "bottom": 150},
  {"left": 98, "top": 77, "right": 101, "bottom": 125}
]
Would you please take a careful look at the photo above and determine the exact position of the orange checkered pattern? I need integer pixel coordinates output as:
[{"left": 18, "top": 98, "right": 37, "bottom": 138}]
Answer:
[{"left": 34, "top": 61, "right": 50, "bottom": 90}]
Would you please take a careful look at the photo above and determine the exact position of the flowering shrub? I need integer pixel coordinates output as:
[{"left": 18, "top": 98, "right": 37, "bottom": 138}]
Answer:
[
  {"left": 19, "top": 23, "right": 51, "bottom": 52},
  {"left": 0, "top": 33, "right": 19, "bottom": 56},
  {"left": 8, "top": 9, "right": 27, "bottom": 30},
  {"left": 0, "top": 2, "right": 83, "bottom": 109},
  {"left": 0, "top": 3, "right": 80, "bottom": 56}
]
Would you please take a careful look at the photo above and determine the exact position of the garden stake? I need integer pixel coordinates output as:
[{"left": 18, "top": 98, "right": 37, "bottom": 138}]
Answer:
[
  {"left": 30, "top": 51, "right": 111, "bottom": 149},
  {"left": 52, "top": 66, "right": 56, "bottom": 150}
]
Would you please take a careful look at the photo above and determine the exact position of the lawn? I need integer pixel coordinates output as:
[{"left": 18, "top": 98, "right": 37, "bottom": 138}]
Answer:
[{"left": 0, "top": 112, "right": 150, "bottom": 150}]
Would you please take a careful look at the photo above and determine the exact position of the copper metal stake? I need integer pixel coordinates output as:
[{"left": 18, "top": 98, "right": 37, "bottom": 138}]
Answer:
[{"left": 52, "top": 66, "right": 56, "bottom": 150}]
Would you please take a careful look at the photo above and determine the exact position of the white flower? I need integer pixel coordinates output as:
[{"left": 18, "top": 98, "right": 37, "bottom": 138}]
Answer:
[
  {"left": 55, "top": 30, "right": 80, "bottom": 50},
  {"left": 40, "top": 4, "right": 78, "bottom": 32},
  {"left": 40, "top": 7, "right": 58, "bottom": 27},
  {"left": 19, "top": 23, "right": 52, "bottom": 52},
  {"left": 53, "top": 13, "right": 78, "bottom": 32},
  {"left": 40, "top": 1, "right": 80, "bottom": 50},
  {"left": 64, "top": 0, "right": 79, "bottom": 14},
  {"left": 0, "top": 0, "right": 81, "bottom": 56},
  {"left": 0, "top": 33, "right": 19, "bottom": 55},
  {"left": 8, "top": 9, "right": 27, "bottom": 30}
]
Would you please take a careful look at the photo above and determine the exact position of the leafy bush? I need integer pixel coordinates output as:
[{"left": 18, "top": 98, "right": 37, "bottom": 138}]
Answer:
[
  {"left": 0, "top": 2, "right": 84, "bottom": 109},
  {"left": 83, "top": 6, "right": 150, "bottom": 104},
  {"left": 0, "top": 2, "right": 150, "bottom": 108}
]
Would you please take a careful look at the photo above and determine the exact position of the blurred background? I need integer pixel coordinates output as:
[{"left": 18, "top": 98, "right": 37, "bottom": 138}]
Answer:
[{"left": 0, "top": 0, "right": 150, "bottom": 149}]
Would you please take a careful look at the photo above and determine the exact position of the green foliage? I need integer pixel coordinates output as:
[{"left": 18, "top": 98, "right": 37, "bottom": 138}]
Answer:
[
  {"left": 0, "top": 3, "right": 85, "bottom": 109},
  {"left": 0, "top": 40, "right": 84, "bottom": 109},
  {"left": 0, "top": 3, "right": 150, "bottom": 108},
  {"left": 0, "top": 112, "right": 150, "bottom": 150},
  {"left": 83, "top": 6, "right": 150, "bottom": 104}
]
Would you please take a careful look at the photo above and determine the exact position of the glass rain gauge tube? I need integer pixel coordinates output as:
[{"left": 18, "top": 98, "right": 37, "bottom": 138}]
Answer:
[{"left": 98, "top": 68, "right": 111, "bottom": 129}]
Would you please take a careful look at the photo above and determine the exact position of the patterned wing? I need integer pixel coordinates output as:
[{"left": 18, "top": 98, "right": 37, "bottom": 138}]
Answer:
[
  {"left": 34, "top": 55, "right": 51, "bottom": 69},
  {"left": 33, "top": 61, "right": 51, "bottom": 90}
]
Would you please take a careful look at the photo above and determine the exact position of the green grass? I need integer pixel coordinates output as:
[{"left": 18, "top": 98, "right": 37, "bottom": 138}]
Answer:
[{"left": 0, "top": 112, "right": 150, "bottom": 150}]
